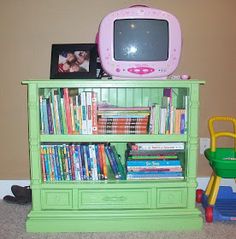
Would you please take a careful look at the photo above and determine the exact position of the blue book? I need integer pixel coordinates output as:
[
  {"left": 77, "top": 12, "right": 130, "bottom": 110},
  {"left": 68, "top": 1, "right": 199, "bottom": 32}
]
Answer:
[
  {"left": 110, "top": 145, "right": 125, "bottom": 179},
  {"left": 127, "top": 171, "right": 182, "bottom": 176},
  {"left": 79, "top": 145, "right": 87, "bottom": 180},
  {"left": 126, "top": 160, "right": 181, "bottom": 167},
  {"left": 76, "top": 145, "right": 83, "bottom": 180},
  {"left": 54, "top": 145, "right": 62, "bottom": 180},
  {"left": 65, "top": 145, "right": 73, "bottom": 180},
  {"left": 180, "top": 112, "right": 185, "bottom": 134},
  {"left": 94, "top": 144, "right": 102, "bottom": 180},
  {"left": 42, "top": 98, "right": 49, "bottom": 134},
  {"left": 127, "top": 173, "right": 183, "bottom": 179},
  {"left": 43, "top": 146, "right": 50, "bottom": 181},
  {"left": 46, "top": 98, "right": 54, "bottom": 134},
  {"left": 104, "top": 145, "right": 120, "bottom": 179}
]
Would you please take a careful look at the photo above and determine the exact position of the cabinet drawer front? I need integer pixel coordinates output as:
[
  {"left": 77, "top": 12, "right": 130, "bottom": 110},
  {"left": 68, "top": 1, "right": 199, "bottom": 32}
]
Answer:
[
  {"left": 79, "top": 189, "right": 152, "bottom": 209},
  {"left": 41, "top": 190, "right": 73, "bottom": 210},
  {"left": 157, "top": 188, "right": 187, "bottom": 208}
]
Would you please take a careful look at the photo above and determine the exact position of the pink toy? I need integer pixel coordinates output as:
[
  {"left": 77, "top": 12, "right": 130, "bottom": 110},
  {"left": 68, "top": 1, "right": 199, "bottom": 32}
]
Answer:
[{"left": 97, "top": 6, "right": 182, "bottom": 79}]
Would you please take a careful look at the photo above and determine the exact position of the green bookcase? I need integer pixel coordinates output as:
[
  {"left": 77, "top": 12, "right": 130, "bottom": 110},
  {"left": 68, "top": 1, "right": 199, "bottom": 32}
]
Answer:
[{"left": 22, "top": 79, "right": 204, "bottom": 232}]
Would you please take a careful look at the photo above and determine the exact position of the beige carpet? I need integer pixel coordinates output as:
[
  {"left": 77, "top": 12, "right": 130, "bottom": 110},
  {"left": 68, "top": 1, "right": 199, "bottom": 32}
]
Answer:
[{"left": 0, "top": 200, "right": 235, "bottom": 239}]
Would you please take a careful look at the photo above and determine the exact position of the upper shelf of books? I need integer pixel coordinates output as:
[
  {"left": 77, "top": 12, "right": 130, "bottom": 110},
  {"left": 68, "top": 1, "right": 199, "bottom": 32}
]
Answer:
[{"left": 22, "top": 80, "right": 204, "bottom": 138}]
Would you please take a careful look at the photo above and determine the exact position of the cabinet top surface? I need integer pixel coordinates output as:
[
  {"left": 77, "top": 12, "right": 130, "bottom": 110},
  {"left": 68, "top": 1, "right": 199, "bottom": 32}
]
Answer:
[{"left": 22, "top": 79, "right": 205, "bottom": 88}]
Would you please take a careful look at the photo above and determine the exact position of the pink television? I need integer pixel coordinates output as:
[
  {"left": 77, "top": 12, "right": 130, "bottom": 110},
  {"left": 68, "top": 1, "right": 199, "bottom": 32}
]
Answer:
[{"left": 97, "top": 5, "right": 182, "bottom": 79}]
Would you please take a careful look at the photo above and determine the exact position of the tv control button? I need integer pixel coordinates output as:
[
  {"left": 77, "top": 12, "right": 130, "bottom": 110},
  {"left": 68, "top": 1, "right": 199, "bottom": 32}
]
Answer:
[
  {"left": 116, "top": 68, "right": 121, "bottom": 72},
  {"left": 127, "top": 67, "right": 155, "bottom": 75}
]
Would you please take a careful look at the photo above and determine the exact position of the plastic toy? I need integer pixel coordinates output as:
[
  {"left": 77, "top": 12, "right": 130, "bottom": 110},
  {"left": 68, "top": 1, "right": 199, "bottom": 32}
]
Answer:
[{"left": 196, "top": 116, "right": 236, "bottom": 222}]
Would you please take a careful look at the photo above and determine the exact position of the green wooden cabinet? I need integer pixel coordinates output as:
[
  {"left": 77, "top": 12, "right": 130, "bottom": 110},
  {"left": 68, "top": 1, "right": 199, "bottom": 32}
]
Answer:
[{"left": 22, "top": 79, "right": 204, "bottom": 232}]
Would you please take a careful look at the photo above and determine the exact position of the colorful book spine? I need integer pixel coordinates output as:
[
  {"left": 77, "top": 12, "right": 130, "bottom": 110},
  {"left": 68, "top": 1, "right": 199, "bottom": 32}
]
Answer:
[
  {"left": 126, "top": 160, "right": 181, "bottom": 167},
  {"left": 104, "top": 145, "right": 120, "bottom": 179},
  {"left": 80, "top": 91, "right": 87, "bottom": 134},
  {"left": 63, "top": 88, "right": 72, "bottom": 134},
  {"left": 42, "top": 98, "right": 49, "bottom": 134},
  {"left": 99, "top": 144, "right": 108, "bottom": 179},
  {"left": 130, "top": 142, "right": 185, "bottom": 150},
  {"left": 91, "top": 91, "right": 98, "bottom": 134},
  {"left": 86, "top": 91, "right": 93, "bottom": 134},
  {"left": 40, "top": 146, "right": 47, "bottom": 182}
]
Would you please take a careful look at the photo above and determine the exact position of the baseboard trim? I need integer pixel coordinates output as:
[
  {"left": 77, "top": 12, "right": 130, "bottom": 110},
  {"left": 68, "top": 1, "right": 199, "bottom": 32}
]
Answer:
[{"left": 0, "top": 178, "right": 235, "bottom": 199}]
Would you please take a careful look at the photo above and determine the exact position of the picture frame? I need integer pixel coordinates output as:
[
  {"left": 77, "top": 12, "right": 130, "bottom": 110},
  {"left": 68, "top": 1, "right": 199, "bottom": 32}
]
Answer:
[{"left": 50, "top": 43, "right": 98, "bottom": 79}]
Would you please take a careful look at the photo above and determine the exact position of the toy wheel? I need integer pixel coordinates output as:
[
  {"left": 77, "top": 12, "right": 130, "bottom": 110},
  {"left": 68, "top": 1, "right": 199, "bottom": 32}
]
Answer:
[
  {"left": 196, "top": 189, "right": 204, "bottom": 203},
  {"left": 205, "top": 206, "right": 213, "bottom": 223}
]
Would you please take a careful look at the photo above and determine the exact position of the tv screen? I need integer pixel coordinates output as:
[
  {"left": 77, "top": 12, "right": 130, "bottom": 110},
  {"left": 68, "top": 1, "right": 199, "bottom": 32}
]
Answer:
[{"left": 114, "top": 19, "right": 169, "bottom": 61}]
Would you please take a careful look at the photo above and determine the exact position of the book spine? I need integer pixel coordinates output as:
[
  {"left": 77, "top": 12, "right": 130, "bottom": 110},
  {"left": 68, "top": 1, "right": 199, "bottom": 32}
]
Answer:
[
  {"left": 180, "top": 109, "right": 186, "bottom": 134},
  {"left": 104, "top": 145, "right": 120, "bottom": 179},
  {"left": 63, "top": 88, "right": 73, "bottom": 134},
  {"left": 91, "top": 91, "right": 98, "bottom": 134},
  {"left": 42, "top": 98, "right": 49, "bottom": 134},
  {"left": 69, "top": 96, "right": 76, "bottom": 134},
  {"left": 127, "top": 166, "right": 182, "bottom": 172},
  {"left": 131, "top": 142, "right": 184, "bottom": 150},
  {"left": 80, "top": 91, "right": 87, "bottom": 134},
  {"left": 94, "top": 144, "right": 102, "bottom": 179},
  {"left": 98, "top": 129, "right": 147, "bottom": 134},
  {"left": 98, "top": 117, "right": 149, "bottom": 123},
  {"left": 89, "top": 144, "right": 98, "bottom": 180},
  {"left": 99, "top": 144, "right": 108, "bottom": 179},
  {"left": 126, "top": 160, "right": 181, "bottom": 167},
  {"left": 39, "top": 96, "right": 44, "bottom": 134},
  {"left": 86, "top": 91, "right": 93, "bottom": 134},
  {"left": 40, "top": 146, "right": 47, "bottom": 182}
]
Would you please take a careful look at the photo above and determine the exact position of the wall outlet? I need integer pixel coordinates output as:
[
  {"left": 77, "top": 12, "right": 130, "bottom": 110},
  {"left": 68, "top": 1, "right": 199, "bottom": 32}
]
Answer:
[{"left": 200, "top": 138, "right": 210, "bottom": 155}]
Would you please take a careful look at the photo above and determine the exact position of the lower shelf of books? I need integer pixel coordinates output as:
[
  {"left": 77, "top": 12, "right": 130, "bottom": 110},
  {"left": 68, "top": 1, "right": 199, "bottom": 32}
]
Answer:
[{"left": 40, "top": 142, "right": 186, "bottom": 182}]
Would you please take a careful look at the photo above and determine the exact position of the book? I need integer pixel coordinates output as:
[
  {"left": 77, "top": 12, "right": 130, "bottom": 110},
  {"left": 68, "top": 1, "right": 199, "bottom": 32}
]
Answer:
[
  {"left": 126, "top": 160, "right": 181, "bottom": 167},
  {"left": 127, "top": 166, "right": 182, "bottom": 172},
  {"left": 97, "top": 106, "right": 151, "bottom": 111},
  {"left": 128, "top": 149, "right": 180, "bottom": 156},
  {"left": 98, "top": 117, "right": 149, "bottom": 123},
  {"left": 149, "top": 103, "right": 160, "bottom": 134},
  {"left": 80, "top": 91, "right": 87, "bottom": 134},
  {"left": 86, "top": 91, "right": 93, "bottom": 134},
  {"left": 130, "top": 142, "right": 185, "bottom": 151},
  {"left": 110, "top": 145, "right": 125, "bottom": 179},
  {"left": 88, "top": 144, "right": 98, "bottom": 180},
  {"left": 104, "top": 145, "right": 121, "bottom": 179},
  {"left": 91, "top": 91, "right": 98, "bottom": 134},
  {"left": 63, "top": 88, "right": 72, "bottom": 134},
  {"left": 98, "top": 129, "right": 148, "bottom": 134},
  {"left": 99, "top": 144, "right": 108, "bottom": 179},
  {"left": 127, "top": 155, "right": 178, "bottom": 160}
]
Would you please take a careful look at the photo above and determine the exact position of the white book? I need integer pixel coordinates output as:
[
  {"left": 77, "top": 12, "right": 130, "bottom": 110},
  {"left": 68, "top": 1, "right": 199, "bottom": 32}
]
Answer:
[
  {"left": 86, "top": 91, "right": 93, "bottom": 135},
  {"left": 89, "top": 144, "right": 98, "bottom": 180},
  {"left": 80, "top": 91, "right": 87, "bottom": 134},
  {"left": 133, "top": 142, "right": 185, "bottom": 150}
]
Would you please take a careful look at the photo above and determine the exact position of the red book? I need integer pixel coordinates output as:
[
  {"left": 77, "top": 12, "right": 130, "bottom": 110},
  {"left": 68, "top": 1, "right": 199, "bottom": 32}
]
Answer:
[{"left": 63, "top": 88, "right": 72, "bottom": 134}]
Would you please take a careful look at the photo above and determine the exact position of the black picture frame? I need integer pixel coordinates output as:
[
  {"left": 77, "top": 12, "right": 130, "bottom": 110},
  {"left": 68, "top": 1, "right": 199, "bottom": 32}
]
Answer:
[{"left": 50, "top": 43, "right": 97, "bottom": 79}]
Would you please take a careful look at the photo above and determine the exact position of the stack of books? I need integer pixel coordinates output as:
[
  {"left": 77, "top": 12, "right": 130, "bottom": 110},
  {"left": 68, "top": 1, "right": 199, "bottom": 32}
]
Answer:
[
  {"left": 97, "top": 106, "right": 151, "bottom": 134},
  {"left": 126, "top": 142, "right": 184, "bottom": 180}
]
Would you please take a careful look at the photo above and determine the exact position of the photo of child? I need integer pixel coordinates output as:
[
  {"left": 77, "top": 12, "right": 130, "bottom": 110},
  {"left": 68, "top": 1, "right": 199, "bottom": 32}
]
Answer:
[{"left": 58, "top": 50, "right": 90, "bottom": 73}]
